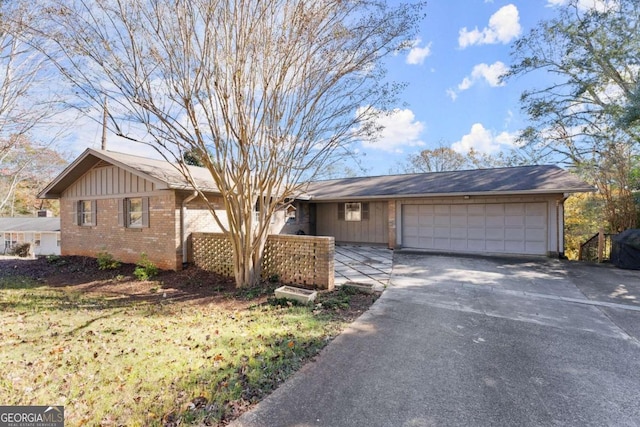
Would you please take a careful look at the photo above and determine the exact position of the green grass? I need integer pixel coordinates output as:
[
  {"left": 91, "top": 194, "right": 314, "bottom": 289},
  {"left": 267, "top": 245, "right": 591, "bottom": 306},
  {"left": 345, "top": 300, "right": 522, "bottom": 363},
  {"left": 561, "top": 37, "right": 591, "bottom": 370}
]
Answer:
[{"left": 0, "top": 279, "right": 354, "bottom": 425}]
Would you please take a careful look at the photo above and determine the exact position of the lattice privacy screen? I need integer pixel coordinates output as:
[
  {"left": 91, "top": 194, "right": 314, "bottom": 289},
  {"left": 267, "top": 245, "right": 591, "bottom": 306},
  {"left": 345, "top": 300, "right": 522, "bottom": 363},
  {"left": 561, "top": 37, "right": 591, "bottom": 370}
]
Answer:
[{"left": 191, "top": 233, "right": 335, "bottom": 289}]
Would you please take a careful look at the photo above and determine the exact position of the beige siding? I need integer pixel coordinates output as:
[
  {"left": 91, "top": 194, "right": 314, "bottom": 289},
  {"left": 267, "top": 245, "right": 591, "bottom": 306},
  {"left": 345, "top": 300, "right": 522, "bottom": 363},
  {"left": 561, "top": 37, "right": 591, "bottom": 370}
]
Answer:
[
  {"left": 316, "top": 201, "right": 388, "bottom": 244},
  {"left": 62, "top": 165, "right": 156, "bottom": 198}
]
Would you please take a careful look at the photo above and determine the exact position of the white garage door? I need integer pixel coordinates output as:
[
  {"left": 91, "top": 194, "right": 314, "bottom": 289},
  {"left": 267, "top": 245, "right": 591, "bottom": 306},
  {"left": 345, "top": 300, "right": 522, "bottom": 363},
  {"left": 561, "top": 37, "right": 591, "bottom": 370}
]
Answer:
[{"left": 402, "top": 203, "right": 548, "bottom": 255}]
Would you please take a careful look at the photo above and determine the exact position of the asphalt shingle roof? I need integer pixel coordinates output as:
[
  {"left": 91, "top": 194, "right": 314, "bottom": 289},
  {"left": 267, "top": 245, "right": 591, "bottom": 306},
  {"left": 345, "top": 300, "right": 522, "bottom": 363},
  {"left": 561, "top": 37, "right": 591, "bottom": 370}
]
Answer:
[
  {"left": 102, "top": 151, "right": 217, "bottom": 191},
  {"left": 39, "top": 149, "right": 218, "bottom": 199},
  {"left": 303, "top": 165, "right": 594, "bottom": 200},
  {"left": 0, "top": 217, "right": 60, "bottom": 232}
]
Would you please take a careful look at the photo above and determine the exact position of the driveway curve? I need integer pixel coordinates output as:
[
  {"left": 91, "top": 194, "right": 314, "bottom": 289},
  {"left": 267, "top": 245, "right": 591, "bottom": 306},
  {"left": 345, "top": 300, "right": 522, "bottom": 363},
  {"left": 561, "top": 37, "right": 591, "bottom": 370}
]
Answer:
[{"left": 233, "top": 253, "right": 640, "bottom": 427}]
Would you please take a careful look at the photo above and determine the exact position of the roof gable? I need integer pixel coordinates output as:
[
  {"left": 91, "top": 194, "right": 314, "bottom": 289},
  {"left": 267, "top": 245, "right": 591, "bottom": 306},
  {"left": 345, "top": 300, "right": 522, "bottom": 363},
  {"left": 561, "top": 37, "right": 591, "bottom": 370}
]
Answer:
[
  {"left": 303, "top": 165, "right": 594, "bottom": 200},
  {"left": 39, "top": 149, "right": 218, "bottom": 199}
]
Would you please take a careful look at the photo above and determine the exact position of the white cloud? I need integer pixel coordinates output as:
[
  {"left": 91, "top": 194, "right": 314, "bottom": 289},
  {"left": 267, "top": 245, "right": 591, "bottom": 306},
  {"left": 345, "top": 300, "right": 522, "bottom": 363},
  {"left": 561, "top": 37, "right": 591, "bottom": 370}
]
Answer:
[
  {"left": 452, "top": 123, "right": 516, "bottom": 154},
  {"left": 459, "top": 4, "right": 522, "bottom": 48},
  {"left": 546, "top": 0, "right": 616, "bottom": 12},
  {"left": 405, "top": 39, "right": 432, "bottom": 65},
  {"left": 448, "top": 61, "right": 509, "bottom": 99},
  {"left": 360, "top": 108, "right": 426, "bottom": 153}
]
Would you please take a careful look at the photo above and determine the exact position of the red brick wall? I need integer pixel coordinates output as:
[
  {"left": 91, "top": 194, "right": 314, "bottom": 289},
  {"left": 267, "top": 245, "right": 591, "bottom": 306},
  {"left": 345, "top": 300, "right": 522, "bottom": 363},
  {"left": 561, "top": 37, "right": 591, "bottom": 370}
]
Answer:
[{"left": 60, "top": 192, "right": 182, "bottom": 270}]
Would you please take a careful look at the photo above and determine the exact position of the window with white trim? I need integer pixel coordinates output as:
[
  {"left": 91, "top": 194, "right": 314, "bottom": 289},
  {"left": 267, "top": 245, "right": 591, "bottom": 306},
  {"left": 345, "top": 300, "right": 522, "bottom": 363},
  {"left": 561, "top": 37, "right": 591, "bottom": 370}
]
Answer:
[{"left": 34, "top": 233, "right": 41, "bottom": 247}]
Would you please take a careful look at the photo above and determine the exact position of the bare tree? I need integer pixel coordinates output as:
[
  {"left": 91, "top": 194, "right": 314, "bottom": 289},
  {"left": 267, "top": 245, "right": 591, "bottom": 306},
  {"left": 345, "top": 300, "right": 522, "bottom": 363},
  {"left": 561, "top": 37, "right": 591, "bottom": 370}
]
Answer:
[
  {"left": 0, "top": 2, "right": 65, "bottom": 160},
  {"left": 404, "top": 144, "right": 468, "bottom": 173},
  {"left": 0, "top": 135, "right": 66, "bottom": 216},
  {"left": 402, "top": 143, "right": 537, "bottom": 173},
  {"left": 22, "top": 0, "right": 425, "bottom": 287}
]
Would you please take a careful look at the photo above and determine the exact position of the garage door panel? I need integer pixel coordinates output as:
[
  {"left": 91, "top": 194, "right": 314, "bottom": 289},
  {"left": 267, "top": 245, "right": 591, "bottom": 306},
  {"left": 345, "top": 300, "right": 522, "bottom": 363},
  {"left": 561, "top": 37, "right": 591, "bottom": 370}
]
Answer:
[
  {"left": 434, "top": 237, "right": 450, "bottom": 248},
  {"left": 526, "top": 215, "right": 546, "bottom": 228},
  {"left": 486, "top": 216, "right": 504, "bottom": 227},
  {"left": 404, "top": 237, "right": 419, "bottom": 247},
  {"left": 505, "top": 203, "right": 525, "bottom": 215},
  {"left": 486, "top": 204, "right": 505, "bottom": 215},
  {"left": 450, "top": 205, "right": 467, "bottom": 215},
  {"left": 434, "top": 227, "right": 451, "bottom": 238},
  {"left": 451, "top": 239, "right": 468, "bottom": 250},
  {"left": 505, "top": 228, "right": 525, "bottom": 240},
  {"left": 468, "top": 216, "right": 485, "bottom": 227},
  {"left": 526, "top": 241, "right": 546, "bottom": 253},
  {"left": 525, "top": 229, "right": 545, "bottom": 240},
  {"left": 468, "top": 205, "right": 485, "bottom": 215},
  {"left": 402, "top": 202, "right": 547, "bottom": 255},
  {"left": 505, "top": 215, "right": 525, "bottom": 226},
  {"left": 434, "top": 205, "right": 450, "bottom": 215},
  {"left": 486, "top": 240, "right": 505, "bottom": 252},
  {"left": 468, "top": 228, "right": 485, "bottom": 239},
  {"left": 418, "top": 227, "right": 434, "bottom": 237},
  {"left": 526, "top": 203, "right": 547, "bottom": 215},
  {"left": 486, "top": 228, "right": 505, "bottom": 240},
  {"left": 434, "top": 216, "right": 450, "bottom": 226},
  {"left": 404, "top": 225, "right": 419, "bottom": 236},
  {"left": 505, "top": 241, "right": 525, "bottom": 252},
  {"left": 419, "top": 237, "right": 434, "bottom": 248},
  {"left": 451, "top": 216, "right": 467, "bottom": 226},
  {"left": 468, "top": 239, "right": 486, "bottom": 251},
  {"left": 450, "top": 227, "right": 467, "bottom": 238}
]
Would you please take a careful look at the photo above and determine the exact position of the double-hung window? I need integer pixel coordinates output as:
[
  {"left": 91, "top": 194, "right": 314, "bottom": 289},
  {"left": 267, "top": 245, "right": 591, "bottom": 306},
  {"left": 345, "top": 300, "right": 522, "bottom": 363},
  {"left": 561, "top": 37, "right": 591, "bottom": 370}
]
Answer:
[
  {"left": 119, "top": 197, "right": 149, "bottom": 228},
  {"left": 338, "top": 202, "right": 370, "bottom": 222},
  {"left": 76, "top": 200, "right": 96, "bottom": 226},
  {"left": 127, "top": 198, "right": 144, "bottom": 228}
]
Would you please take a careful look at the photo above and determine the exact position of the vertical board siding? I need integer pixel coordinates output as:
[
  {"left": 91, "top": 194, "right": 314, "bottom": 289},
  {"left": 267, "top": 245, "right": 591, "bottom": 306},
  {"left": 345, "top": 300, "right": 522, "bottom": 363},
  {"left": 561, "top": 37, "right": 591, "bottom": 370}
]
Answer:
[
  {"left": 316, "top": 201, "right": 388, "bottom": 244},
  {"left": 64, "top": 165, "right": 156, "bottom": 197}
]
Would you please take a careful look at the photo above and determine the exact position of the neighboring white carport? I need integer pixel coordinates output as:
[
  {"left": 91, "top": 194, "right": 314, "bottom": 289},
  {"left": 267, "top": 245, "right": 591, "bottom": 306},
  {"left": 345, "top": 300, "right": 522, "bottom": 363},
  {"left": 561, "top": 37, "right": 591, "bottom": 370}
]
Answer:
[{"left": 0, "top": 217, "right": 61, "bottom": 256}]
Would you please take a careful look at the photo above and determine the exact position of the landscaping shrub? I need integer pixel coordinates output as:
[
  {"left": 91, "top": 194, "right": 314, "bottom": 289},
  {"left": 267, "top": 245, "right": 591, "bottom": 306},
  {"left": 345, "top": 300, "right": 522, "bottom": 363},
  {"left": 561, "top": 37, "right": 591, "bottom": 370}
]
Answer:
[
  {"left": 9, "top": 243, "right": 31, "bottom": 258},
  {"left": 134, "top": 253, "right": 158, "bottom": 280},
  {"left": 96, "top": 250, "right": 121, "bottom": 270}
]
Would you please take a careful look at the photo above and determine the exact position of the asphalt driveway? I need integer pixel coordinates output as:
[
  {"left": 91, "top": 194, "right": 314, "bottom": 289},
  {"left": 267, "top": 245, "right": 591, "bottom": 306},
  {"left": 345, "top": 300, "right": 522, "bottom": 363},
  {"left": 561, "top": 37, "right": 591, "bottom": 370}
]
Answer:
[{"left": 233, "top": 253, "right": 640, "bottom": 427}]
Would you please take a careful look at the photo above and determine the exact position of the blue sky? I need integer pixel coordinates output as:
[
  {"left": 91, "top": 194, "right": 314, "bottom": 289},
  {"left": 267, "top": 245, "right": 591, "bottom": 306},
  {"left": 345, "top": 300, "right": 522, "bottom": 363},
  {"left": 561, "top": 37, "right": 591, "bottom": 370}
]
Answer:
[
  {"left": 356, "top": 0, "right": 569, "bottom": 175},
  {"left": 59, "top": 0, "right": 578, "bottom": 175}
]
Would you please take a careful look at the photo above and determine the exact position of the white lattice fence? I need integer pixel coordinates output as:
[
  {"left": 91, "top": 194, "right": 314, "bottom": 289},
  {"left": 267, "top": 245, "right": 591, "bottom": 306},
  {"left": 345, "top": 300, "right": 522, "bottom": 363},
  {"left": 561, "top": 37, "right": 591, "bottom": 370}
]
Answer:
[{"left": 191, "top": 233, "right": 335, "bottom": 289}]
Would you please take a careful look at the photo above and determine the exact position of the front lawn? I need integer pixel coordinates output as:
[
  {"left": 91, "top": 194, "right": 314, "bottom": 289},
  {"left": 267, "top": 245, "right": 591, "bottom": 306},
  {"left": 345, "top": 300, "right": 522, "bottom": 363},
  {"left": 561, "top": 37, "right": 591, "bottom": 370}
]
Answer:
[{"left": 0, "top": 256, "right": 378, "bottom": 426}]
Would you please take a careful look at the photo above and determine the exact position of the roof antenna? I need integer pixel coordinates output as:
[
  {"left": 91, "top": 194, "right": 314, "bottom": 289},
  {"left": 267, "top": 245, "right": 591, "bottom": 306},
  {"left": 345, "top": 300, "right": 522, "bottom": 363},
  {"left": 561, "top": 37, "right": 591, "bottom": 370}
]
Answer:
[{"left": 101, "top": 96, "right": 108, "bottom": 150}]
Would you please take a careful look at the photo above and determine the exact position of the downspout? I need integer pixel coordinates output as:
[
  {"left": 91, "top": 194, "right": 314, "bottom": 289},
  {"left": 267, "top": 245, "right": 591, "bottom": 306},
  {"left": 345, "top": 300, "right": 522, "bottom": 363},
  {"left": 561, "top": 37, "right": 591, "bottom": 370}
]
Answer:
[
  {"left": 181, "top": 191, "right": 198, "bottom": 266},
  {"left": 556, "top": 193, "right": 570, "bottom": 258}
]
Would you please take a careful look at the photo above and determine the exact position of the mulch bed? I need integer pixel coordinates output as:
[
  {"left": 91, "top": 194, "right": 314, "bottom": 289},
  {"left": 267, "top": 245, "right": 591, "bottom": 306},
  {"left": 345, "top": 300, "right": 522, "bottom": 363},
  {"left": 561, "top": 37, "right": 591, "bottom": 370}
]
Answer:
[{"left": 0, "top": 256, "right": 379, "bottom": 319}]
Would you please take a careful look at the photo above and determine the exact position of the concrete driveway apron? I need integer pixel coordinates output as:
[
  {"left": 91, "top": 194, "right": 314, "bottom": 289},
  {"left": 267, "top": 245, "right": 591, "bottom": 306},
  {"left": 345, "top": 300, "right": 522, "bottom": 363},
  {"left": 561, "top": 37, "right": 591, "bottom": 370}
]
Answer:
[
  {"left": 334, "top": 245, "right": 393, "bottom": 291},
  {"left": 233, "top": 253, "right": 640, "bottom": 427}
]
